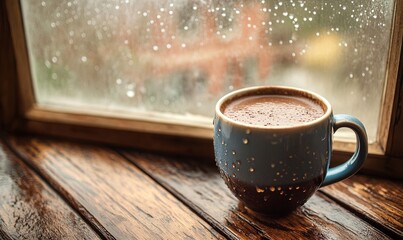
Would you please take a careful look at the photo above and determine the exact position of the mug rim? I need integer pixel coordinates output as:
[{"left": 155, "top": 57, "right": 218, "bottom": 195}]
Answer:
[{"left": 215, "top": 85, "right": 332, "bottom": 131}]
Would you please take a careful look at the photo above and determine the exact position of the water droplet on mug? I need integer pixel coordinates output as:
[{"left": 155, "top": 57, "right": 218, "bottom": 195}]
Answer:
[
  {"left": 288, "top": 197, "right": 293, "bottom": 201},
  {"left": 296, "top": 186, "right": 300, "bottom": 190},
  {"left": 232, "top": 163, "right": 236, "bottom": 168},
  {"left": 264, "top": 196, "right": 269, "bottom": 201},
  {"left": 232, "top": 150, "right": 236, "bottom": 155},
  {"left": 232, "top": 173, "right": 236, "bottom": 178},
  {"left": 271, "top": 163, "right": 275, "bottom": 168},
  {"left": 242, "top": 138, "right": 249, "bottom": 144},
  {"left": 277, "top": 187, "right": 282, "bottom": 191},
  {"left": 269, "top": 186, "right": 275, "bottom": 192},
  {"left": 256, "top": 187, "right": 265, "bottom": 193},
  {"left": 246, "top": 129, "right": 251, "bottom": 134},
  {"left": 288, "top": 186, "right": 293, "bottom": 190},
  {"left": 249, "top": 167, "right": 255, "bottom": 172},
  {"left": 236, "top": 160, "right": 241, "bottom": 165}
]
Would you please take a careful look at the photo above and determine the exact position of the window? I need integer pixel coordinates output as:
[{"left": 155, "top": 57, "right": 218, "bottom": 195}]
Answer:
[{"left": 2, "top": 0, "right": 402, "bottom": 176}]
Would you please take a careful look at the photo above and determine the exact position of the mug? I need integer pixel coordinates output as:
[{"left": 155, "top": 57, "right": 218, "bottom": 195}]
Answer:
[{"left": 213, "top": 86, "right": 368, "bottom": 215}]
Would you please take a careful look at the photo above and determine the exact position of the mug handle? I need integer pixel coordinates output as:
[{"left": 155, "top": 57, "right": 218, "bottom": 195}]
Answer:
[{"left": 321, "top": 114, "right": 368, "bottom": 187}]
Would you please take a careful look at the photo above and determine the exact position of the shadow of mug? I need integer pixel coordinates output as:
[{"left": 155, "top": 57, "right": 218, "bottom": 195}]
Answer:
[{"left": 213, "top": 86, "right": 367, "bottom": 216}]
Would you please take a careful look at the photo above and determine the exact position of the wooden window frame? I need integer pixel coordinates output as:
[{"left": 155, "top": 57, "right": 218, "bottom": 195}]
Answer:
[{"left": 1, "top": 0, "right": 402, "bottom": 178}]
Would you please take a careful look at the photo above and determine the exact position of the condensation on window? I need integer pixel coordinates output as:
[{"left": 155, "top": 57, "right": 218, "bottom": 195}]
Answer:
[{"left": 21, "top": 0, "right": 395, "bottom": 142}]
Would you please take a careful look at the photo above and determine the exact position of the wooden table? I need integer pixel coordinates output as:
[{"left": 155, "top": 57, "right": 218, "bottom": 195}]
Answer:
[{"left": 0, "top": 135, "right": 401, "bottom": 239}]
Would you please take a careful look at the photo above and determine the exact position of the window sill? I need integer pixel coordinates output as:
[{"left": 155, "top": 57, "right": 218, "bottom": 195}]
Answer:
[{"left": 1, "top": 134, "right": 401, "bottom": 239}]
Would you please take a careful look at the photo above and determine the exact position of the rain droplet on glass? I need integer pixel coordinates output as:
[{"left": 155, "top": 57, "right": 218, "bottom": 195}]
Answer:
[
  {"left": 126, "top": 90, "right": 135, "bottom": 98},
  {"left": 256, "top": 187, "right": 265, "bottom": 193}
]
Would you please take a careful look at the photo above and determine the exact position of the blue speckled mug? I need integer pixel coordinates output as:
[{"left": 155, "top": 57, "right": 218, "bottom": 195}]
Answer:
[{"left": 213, "top": 86, "right": 368, "bottom": 215}]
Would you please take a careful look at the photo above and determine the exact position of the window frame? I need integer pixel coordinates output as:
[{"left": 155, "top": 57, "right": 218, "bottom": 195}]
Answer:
[{"left": 1, "top": 0, "right": 402, "bottom": 178}]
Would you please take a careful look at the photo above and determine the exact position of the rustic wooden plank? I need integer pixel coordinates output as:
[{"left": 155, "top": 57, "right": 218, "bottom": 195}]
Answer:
[
  {"left": 321, "top": 174, "right": 403, "bottom": 238},
  {"left": 0, "top": 139, "right": 100, "bottom": 240},
  {"left": 7, "top": 136, "right": 224, "bottom": 240},
  {"left": 121, "top": 151, "right": 392, "bottom": 240}
]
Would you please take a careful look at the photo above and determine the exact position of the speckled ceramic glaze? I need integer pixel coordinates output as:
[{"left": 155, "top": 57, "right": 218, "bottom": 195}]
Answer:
[{"left": 213, "top": 86, "right": 368, "bottom": 215}]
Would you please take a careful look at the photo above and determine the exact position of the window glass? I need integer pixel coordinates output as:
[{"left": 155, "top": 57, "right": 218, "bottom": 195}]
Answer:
[{"left": 21, "top": 0, "right": 395, "bottom": 142}]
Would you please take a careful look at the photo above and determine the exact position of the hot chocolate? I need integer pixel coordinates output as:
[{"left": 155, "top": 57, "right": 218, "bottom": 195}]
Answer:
[{"left": 223, "top": 95, "right": 324, "bottom": 127}]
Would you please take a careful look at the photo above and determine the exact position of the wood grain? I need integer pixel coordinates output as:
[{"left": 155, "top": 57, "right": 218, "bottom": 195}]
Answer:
[
  {"left": 121, "top": 151, "right": 391, "bottom": 240},
  {"left": 18, "top": 120, "right": 215, "bottom": 158},
  {"left": 321, "top": 175, "right": 403, "bottom": 238},
  {"left": 0, "top": 140, "right": 100, "bottom": 240},
  {"left": 7, "top": 136, "right": 224, "bottom": 240}
]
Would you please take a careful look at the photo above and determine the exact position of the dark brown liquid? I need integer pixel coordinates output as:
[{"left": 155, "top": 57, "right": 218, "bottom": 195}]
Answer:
[
  {"left": 224, "top": 95, "right": 324, "bottom": 127},
  {"left": 221, "top": 171, "right": 322, "bottom": 215}
]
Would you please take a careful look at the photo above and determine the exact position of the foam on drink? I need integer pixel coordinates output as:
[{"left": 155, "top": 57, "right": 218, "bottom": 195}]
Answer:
[{"left": 223, "top": 95, "right": 324, "bottom": 127}]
